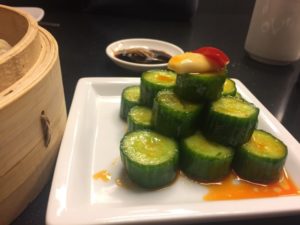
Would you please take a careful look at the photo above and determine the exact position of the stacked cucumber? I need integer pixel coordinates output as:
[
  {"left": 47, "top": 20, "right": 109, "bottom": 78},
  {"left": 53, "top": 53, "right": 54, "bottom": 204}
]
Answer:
[{"left": 120, "top": 70, "right": 287, "bottom": 188}]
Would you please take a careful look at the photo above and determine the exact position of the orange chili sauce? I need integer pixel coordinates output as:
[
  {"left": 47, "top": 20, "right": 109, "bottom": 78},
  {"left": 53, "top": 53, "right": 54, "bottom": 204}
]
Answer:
[
  {"left": 156, "top": 74, "right": 175, "bottom": 83},
  {"left": 93, "top": 170, "right": 111, "bottom": 182},
  {"left": 93, "top": 168, "right": 299, "bottom": 201},
  {"left": 204, "top": 170, "right": 300, "bottom": 201}
]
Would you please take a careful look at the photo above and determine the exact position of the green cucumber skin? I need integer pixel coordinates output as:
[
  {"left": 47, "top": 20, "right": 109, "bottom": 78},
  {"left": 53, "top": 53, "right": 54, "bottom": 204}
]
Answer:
[
  {"left": 127, "top": 114, "right": 152, "bottom": 132},
  {"left": 120, "top": 86, "right": 140, "bottom": 120},
  {"left": 152, "top": 98, "right": 203, "bottom": 138},
  {"left": 120, "top": 98, "right": 139, "bottom": 120},
  {"left": 203, "top": 106, "right": 259, "bottom": 147},
  {"left": 140, "top": 72, "right": 176, "bottom": 107},
  {"left": 120, "top": 133, "right": 179, "bottom": 189},
  {"left": 180, "top": 140, "right": 234, "bottom": 182},
  {"left": 235, "top": 92, "right": 243, "bottom": 100},
  {"left": 233, "top": 145, "right": 287, "bottom": 184},
  {"left": 120, "top": 150, "right": 179, "bottom": 189},
  {"left": 175, "top": 72, "right": 226, "bottom": 102}
]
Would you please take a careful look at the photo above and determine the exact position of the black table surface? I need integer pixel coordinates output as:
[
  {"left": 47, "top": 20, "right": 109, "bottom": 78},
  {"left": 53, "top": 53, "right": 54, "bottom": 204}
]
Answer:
[{"left": 11, "top": 3, "right": 300, "bottom": 225}]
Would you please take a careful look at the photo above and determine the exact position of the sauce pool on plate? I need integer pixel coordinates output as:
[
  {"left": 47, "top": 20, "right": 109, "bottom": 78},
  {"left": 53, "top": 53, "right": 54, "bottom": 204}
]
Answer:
[
  {"left": 93, "top": 169, "right": 299, "bottom": 201},
  {"left": 93, "top": 170, "right": 111, "bottom": 182},
  {"left": 204, "top": 170, "right": 300, "bottom": 201}
]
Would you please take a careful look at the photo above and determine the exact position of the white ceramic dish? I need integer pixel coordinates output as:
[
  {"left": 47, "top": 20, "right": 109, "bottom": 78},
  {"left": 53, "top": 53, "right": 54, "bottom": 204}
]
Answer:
[
  {"left": 15, "top": 7, "right": 45, "bottom": 22},
  {"left": 46, "top": 78, "right": 300, "bottom": 225},
  {"left": 106, "top": 38, "right": 184, "bottom": 72}
]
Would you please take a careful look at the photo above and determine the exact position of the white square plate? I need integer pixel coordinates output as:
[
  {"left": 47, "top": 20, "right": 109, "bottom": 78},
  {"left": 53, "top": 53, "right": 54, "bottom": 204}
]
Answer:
[{"left": 46, "top": 78, "right": 300, "bottom": 225}]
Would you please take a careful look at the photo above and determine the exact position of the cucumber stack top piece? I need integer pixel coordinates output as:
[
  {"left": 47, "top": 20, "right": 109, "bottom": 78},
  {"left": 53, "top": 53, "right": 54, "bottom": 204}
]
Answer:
[
  {"left": 120, "top": 130, "right": 179, "bottom": 188},
  {"left": 140, "top": 70, "right": 177, "bottom": 107},
  {"left": 233, "top": 129, "right": 287, "bottom": 184},
  {"left": 175, "top": 70, "right": 227, "bottom": 103},
  {"left": 120, "top": 85, "right": 140, "bottom": 120},
  {"left": 152, "top": 90, "right": 203, "bottom": 138},
  {"left": 204, "top": 96, "right": 259, "bottom": 146},
  {"left": 127, "top": 106, "right": 152, "bottom": 132},
  {"left": 180, "top": 132, "right": 234, "bottom": 182}
]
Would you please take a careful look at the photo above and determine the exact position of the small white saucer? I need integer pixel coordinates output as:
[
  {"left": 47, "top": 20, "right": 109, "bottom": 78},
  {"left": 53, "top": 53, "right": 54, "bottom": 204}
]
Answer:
[
  {"left": 106, "top": 38, "right": 184, "bottom": 72},
  {"left": 15, "top": 7, "right": 45, "bottom": 22}
]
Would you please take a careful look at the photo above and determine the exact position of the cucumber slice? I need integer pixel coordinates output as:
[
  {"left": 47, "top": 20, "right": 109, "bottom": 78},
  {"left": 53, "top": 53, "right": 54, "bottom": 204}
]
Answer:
[
  {"left": 204, "top": 96, "right": 259, "bottom": 146},
  {"left": 180, "top": 132, "right": 234, "bottom": 182},
  {"left": 140, "top": 69, "right": 177, "bottom": 107},
  {"left": 120, "top": 130, "right": 179, "bottom": 189},
  {"left": 222, "top": 78, "right": 237, "bottom": 96},
  {"left": 175, "top": 70, "right": 227, "bottom": 102},
  {"left": 152, "top": 90, "right": 203, "bottom": 138},
  {"left": 128, "top": 106, "right": 152, "bottom": 132},
  {"left": 120, "top": 85, "right": 140, "bottom": 120},
  {"left": 233, "top": 129, "right": 287, "bottom": 184}
]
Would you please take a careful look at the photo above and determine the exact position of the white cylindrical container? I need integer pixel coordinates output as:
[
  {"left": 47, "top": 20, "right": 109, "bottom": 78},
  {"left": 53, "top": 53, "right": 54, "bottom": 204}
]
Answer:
[{"left": 245, "top": 0, "right": 300, "bottom": 65}]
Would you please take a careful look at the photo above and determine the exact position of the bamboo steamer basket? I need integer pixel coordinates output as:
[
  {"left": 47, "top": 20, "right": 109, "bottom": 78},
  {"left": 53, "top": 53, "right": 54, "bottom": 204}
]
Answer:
[{"left": 0, "top": 5, "right": 67, "bottom": 225}]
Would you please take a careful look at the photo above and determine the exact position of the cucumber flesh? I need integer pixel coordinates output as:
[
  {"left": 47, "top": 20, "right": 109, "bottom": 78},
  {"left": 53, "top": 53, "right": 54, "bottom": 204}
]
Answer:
[
  {"left": 140, "top": 70, "right": 177, "bottom": 107},
  {"left": 128, "top": 106, "right": 152, "bottom": 132},
  {"left": 212, "top": 97, "right": 257, "bottom": 118},
  {"left": 222, "top": 78, "right": 236, "bottom": 96}
]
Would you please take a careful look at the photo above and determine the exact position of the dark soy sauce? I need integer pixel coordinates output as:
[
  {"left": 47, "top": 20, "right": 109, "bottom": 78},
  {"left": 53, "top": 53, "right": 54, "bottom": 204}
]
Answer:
[{"left": 115, "top": 48, "right": 171, "bottom": 64}]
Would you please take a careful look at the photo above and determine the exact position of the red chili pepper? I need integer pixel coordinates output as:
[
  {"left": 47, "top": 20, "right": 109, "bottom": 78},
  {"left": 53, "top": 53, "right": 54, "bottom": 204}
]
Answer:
[{"left": 192, "top": 47, "right": 230, "bottom": 68}]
